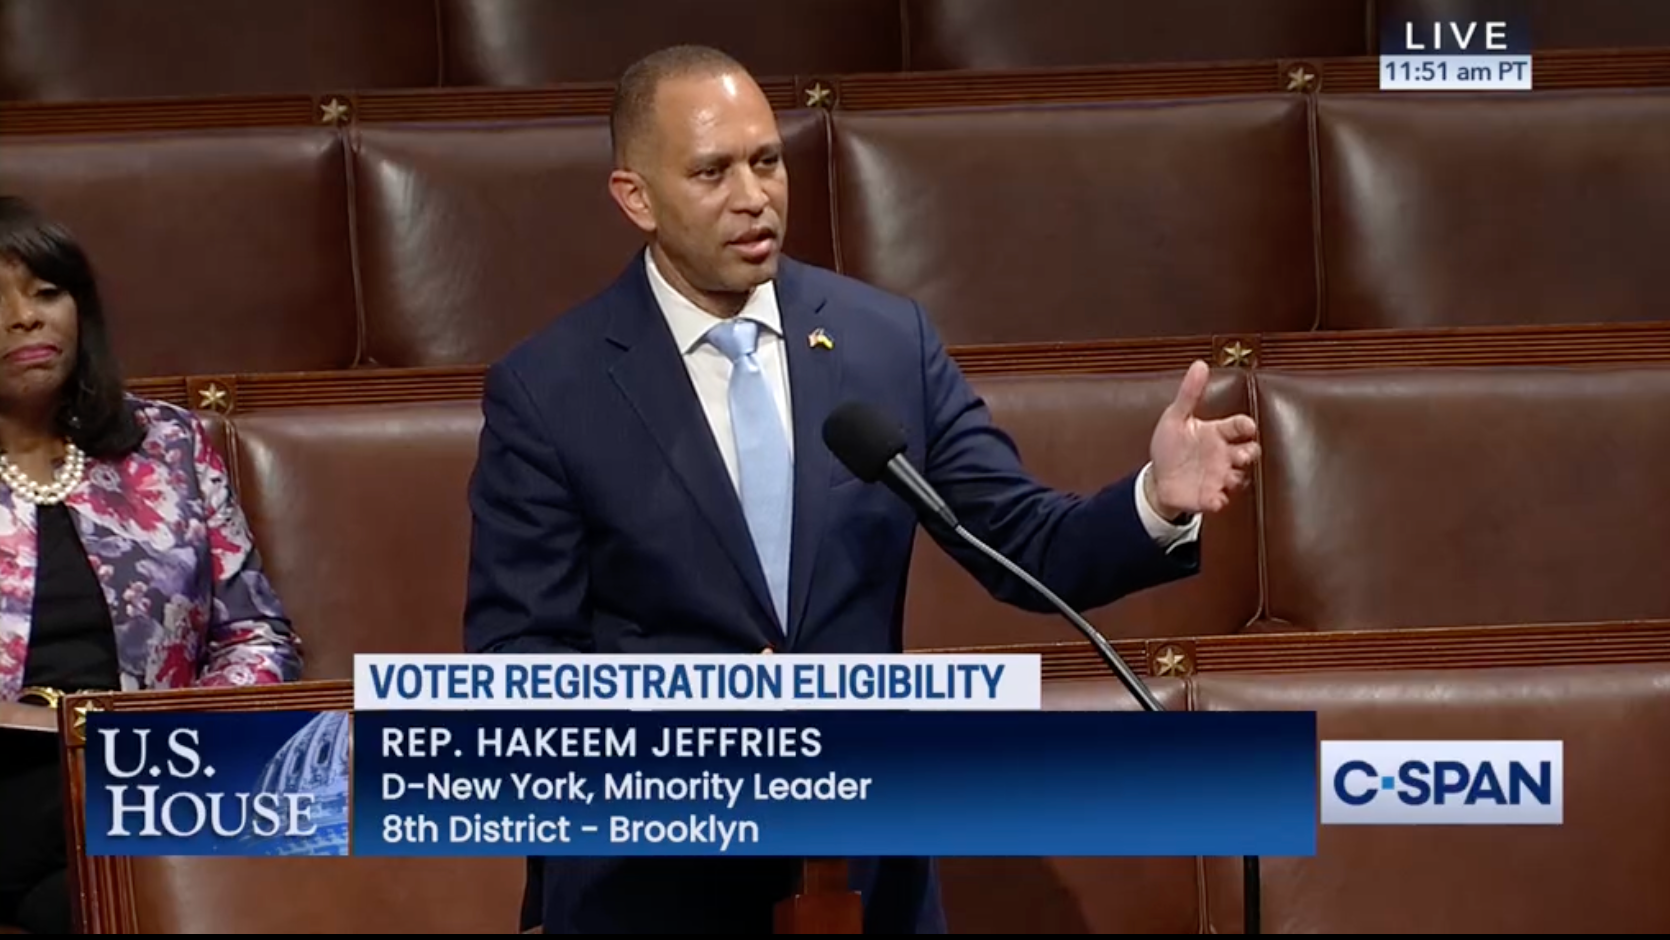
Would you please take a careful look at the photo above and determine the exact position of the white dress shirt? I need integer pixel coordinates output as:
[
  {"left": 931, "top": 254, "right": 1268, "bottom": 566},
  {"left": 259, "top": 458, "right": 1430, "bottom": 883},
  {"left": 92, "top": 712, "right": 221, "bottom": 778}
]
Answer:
[{"left": 642, "top": 250, "right": 1200, "bottom": 552}]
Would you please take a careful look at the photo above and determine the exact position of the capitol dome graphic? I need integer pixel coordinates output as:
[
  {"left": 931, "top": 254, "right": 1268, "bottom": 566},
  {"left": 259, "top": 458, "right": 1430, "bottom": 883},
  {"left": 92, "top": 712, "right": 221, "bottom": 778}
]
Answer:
[{"left": 241, "top": 711, "right": 352, "bottom": 856}]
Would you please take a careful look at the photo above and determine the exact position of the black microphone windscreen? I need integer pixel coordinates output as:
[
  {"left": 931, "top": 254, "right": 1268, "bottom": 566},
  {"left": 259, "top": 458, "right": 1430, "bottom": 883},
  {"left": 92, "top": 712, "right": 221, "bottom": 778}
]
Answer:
[{"left": 822, "top": 401, "right": 907, "bottom": 483}]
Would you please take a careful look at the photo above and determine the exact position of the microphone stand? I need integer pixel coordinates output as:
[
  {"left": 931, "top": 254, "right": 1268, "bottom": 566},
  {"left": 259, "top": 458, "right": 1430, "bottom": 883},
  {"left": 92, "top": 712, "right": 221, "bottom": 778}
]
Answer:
[{"left": 949, "top": 521, "right": 1261, "bottom": 935}]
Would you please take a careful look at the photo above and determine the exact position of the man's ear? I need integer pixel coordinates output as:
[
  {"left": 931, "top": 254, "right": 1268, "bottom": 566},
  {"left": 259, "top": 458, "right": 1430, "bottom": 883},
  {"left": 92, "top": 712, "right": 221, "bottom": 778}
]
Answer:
[{"left": 608, "top": 169, "right": 656, "bottom": 235}]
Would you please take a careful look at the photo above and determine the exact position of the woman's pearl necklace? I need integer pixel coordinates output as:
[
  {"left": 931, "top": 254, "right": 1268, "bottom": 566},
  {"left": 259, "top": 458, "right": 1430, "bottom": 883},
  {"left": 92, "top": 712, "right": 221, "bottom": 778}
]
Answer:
[{"left": 0, "top": 441, "right": 87, "bottom": 505}]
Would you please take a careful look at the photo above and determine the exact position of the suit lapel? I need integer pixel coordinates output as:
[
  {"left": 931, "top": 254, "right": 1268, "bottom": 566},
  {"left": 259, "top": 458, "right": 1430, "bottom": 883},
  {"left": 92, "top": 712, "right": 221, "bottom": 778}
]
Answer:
[
  {"left": 778, "top": 262, "right": 840, "bottom": 642},
  {"left": 604, "top": 258, "right": 781, "bottom": 639}
]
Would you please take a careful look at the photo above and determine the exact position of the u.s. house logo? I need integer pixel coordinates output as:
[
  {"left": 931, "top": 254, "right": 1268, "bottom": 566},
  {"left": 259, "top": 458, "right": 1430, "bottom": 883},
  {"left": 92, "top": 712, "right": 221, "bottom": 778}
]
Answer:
[{"left": 244, "top": 711, "right": 352, "bottom": 854}]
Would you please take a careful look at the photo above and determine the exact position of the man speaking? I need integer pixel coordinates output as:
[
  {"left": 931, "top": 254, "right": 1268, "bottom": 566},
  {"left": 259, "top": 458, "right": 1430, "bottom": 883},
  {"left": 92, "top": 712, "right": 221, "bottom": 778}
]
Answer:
[{"left": 462, "top": 44, "right": 1260, "bottom": 935}]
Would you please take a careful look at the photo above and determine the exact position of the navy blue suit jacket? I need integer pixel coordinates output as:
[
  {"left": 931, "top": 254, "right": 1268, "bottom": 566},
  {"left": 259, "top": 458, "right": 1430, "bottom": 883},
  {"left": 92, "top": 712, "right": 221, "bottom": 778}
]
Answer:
[{"left": 464, "top": 253, "right": 1199, "bottom": 933}]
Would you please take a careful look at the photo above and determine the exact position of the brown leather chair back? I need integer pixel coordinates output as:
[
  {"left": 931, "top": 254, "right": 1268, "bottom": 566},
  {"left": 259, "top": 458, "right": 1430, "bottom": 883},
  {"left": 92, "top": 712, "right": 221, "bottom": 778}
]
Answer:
[
  {"left": 0, "top": 128, "right": 358, "bottom": 376},
  {"left": 230, "top": 402, "right": 485, "bottom": 679},
  {"left": 904, "top": 369, "right": 1261, "bottom": 649},
  {"left": 1195, "top": 663, "right": 1670, "bottom": 933},
  {"left": 439, "top": 0, "right": 902, "bottom": 85},
  {"left": 904, "top": 0, "right": 1370, "bottom": 70},
  {"left": 1318, "top": 90, "right": 1670, "bottom": 330},
  {"left": 1258, "top": 367, "right": 1670, "bottom": 631},
  {"left": 0, "top": 0, "right": 438, "bottom": 101},
  {"left": 832, "top": 96, "right": 1317, "bottom": 345},
  {"left": 123, "top": 856, "right": 527, "bottom": 933}
]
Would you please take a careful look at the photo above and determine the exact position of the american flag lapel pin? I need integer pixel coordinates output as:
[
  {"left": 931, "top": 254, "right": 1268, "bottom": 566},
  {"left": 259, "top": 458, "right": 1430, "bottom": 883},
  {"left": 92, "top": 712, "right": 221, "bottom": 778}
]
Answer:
[{"left": 808, "top": 327, "right": 834, "bottom": 350}]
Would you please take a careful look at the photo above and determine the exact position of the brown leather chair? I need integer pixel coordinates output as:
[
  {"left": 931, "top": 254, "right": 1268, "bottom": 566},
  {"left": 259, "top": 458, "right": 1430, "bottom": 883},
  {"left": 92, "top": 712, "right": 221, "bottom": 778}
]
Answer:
[
  {"left": 0, "top": 0, "right": 438, "bottom": 101},
  {"left": 1194, "top": 662, "right": 1670, "bottom": 934},
  {"left": 0, "top": 127, "right": 359, "bottom": 377},
  {"left": 438, "top": 0, "right": 903, "bottom": 86},
  {"left": 904, "top": 369, "right": 1262, "bottom": 650},
  {"left": 903, "top": 0, "right": 1371, "bottom": 70},
  {"left": 229, "top": 401, "right": 487, "bottom": 679},
  {"left": 1317, "top": 89, "right": 1670, "bottom": 330},
  {"left": 114, "top": 855, "right": 527, "bottom": 934},
  {"left": 831, "top": 95, "right": 1317, "bottom": 345},
  {"left": 1256, "top": 366, "right": 1670, "bottom": 632}
]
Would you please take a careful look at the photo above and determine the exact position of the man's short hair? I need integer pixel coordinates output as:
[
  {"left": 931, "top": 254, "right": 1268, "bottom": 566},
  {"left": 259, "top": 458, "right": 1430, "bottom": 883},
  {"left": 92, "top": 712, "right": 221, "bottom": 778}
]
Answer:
[{"left": 610, "top": 44, "right": 749, "bottom": 167}]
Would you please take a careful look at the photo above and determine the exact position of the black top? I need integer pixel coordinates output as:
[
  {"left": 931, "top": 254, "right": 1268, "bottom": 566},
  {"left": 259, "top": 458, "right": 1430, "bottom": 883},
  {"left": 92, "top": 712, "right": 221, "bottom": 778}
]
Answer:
[{"left": 20, "top": 503, "right": 120, "bottom": 693}]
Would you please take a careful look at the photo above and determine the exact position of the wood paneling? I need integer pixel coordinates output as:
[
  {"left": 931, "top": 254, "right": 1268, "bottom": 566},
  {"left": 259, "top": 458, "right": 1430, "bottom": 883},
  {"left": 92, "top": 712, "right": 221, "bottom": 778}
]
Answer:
[{"left": 126, "top": 320, "right": 1670, "bottom": 417}]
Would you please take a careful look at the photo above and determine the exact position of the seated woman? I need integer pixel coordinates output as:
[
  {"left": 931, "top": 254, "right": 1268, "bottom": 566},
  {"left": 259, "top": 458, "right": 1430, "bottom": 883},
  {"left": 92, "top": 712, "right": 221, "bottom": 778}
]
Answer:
[{"left": 0, "top": 195, "right": 304, "bottom": 933}]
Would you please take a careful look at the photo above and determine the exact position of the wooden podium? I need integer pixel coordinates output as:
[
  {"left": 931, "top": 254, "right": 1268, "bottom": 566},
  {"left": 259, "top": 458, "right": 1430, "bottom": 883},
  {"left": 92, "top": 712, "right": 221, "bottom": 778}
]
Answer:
[{"left": 774, "top": 859, "right": 862, "bottom": 933}]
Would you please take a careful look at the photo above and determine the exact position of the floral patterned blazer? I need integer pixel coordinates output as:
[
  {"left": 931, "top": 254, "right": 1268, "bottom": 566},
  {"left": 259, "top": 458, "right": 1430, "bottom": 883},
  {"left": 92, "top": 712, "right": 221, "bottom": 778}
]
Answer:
[{"left": 0, "top": 395, "right": 303, "bottom": 702}]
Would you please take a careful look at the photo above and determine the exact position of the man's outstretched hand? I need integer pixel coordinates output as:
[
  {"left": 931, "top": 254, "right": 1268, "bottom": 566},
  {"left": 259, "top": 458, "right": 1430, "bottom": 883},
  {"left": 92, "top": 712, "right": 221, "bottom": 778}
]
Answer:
[{"left": 1146, "top": 360, "right": 1260, "bottom": 519}]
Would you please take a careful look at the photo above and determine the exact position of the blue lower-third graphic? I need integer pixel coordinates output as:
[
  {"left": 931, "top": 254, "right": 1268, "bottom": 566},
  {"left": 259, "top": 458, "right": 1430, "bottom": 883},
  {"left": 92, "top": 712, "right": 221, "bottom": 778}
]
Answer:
[{"left": 352, "top": 710, "right": 1320, "bottom": 858}]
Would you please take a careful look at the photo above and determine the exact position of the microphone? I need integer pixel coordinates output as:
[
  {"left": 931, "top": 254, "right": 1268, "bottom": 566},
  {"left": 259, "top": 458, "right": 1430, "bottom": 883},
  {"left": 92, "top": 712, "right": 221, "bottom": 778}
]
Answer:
[
  {"left": 822, "top": 400, "right": 1160, "bottom": 710},
  {"left": 821, "top": 400, "right": 1261, "bottom": 934}
]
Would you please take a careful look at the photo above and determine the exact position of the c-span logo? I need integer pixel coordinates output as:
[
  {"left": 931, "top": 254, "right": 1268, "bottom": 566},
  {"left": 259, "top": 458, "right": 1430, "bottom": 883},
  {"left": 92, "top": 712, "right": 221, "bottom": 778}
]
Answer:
[{"left": 1320, "top": 740, "right": 1562, "bottom": 825}]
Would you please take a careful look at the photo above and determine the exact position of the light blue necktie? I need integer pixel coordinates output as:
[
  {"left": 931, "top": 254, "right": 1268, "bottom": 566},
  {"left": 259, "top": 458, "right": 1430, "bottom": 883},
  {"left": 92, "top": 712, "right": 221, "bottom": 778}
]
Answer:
[{"left": 706, "top": 317, "right": 794, "bottom": 630}]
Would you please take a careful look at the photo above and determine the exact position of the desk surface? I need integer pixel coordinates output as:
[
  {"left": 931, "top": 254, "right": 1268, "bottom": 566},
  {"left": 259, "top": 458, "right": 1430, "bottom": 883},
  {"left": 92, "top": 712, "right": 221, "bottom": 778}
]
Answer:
[{"left": 0, "top": 701, "right": 56, "bottom": 733}]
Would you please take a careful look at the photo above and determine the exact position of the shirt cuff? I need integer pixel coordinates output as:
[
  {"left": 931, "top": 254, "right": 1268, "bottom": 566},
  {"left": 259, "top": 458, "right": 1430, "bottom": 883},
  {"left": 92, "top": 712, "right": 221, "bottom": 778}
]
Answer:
[{"left": 1135, "top": 462, "right": 1202, "bottom": 552}]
